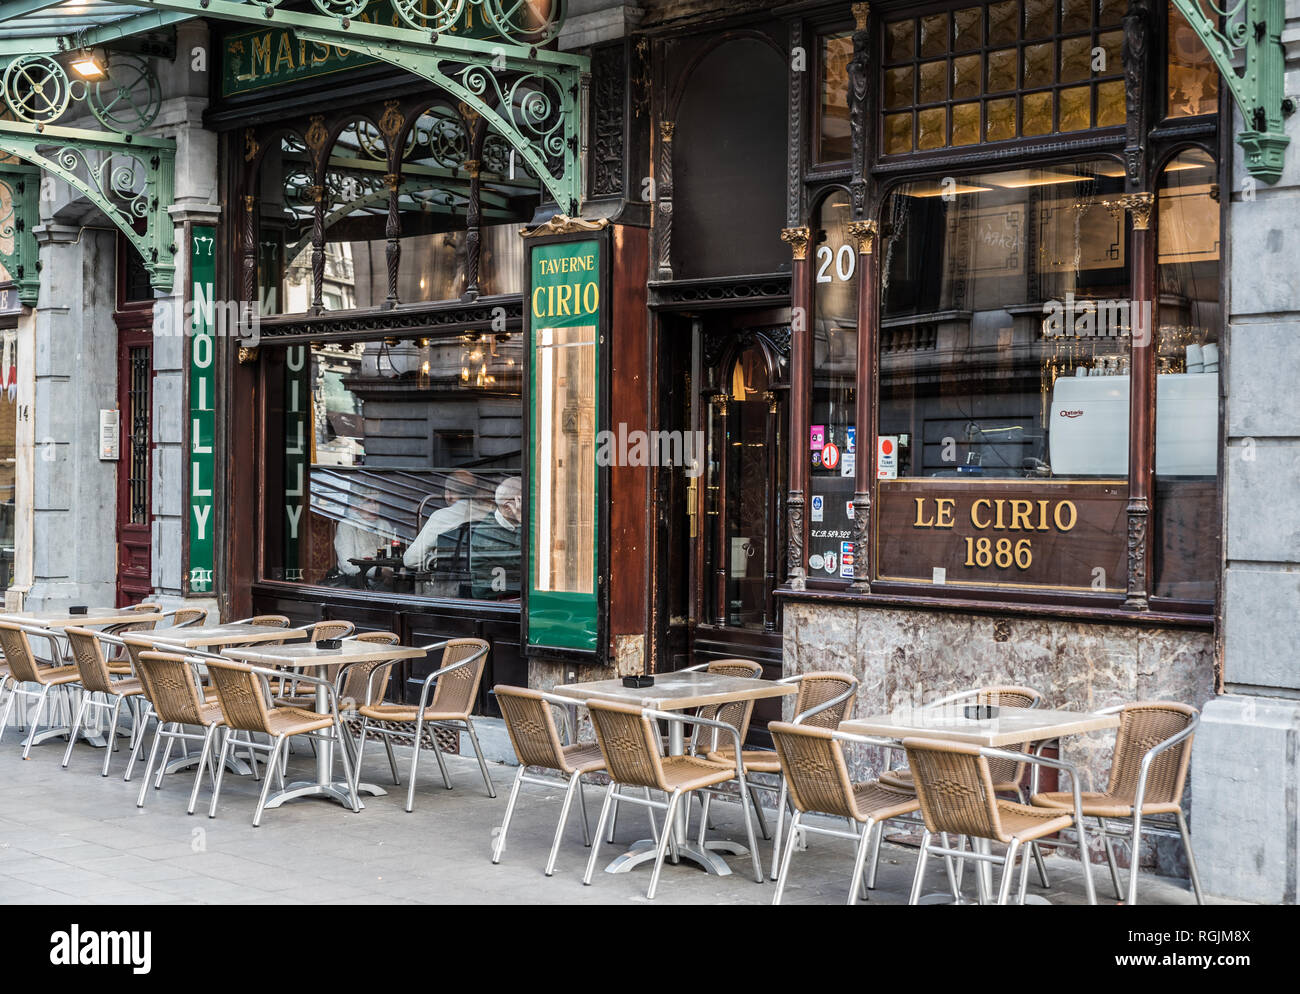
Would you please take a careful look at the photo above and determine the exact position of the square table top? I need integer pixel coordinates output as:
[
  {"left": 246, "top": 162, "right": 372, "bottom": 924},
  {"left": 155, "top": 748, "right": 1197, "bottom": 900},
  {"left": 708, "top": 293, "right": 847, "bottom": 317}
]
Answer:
[
  {"left": 839, "top": 706, "right": 1119, "bottom": 749},
  {"left": 0, "top": 607, "right": 166, "bottom": 629},
  {"left": 130, "top": 623, "right": 310, "bottom": 649},
  {"left": 221, "top": 639, "right": 426, "bottom": 669},
  {"left": 552, "top": 671, "right": 795, "bottom": 712}
]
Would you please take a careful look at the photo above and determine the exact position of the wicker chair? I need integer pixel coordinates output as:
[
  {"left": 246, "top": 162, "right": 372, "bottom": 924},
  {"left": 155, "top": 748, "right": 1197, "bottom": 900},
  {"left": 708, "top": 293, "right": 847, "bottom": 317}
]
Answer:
[
  {"left": 493, "top": 685, "right": 608, "bottom": 875},
  {"left": 61, "top": 627, "right": 148, "bottom": 776},
  {"left": 204, "top": 656, "right": 358, "bottom": 826},
  {"left": 350, "top": 638, "right": 495, "bottom": 811},
  {"left": 335, "top": 631, "right": 402, "bottom": 784},
  {"left": 903, "top": 736, "right": 1097, "bottom": 905},
  {"left": 132, "top": 650, "right": 228, "bottom": 814},
  {"left": 275, "top": 620, "right": 358, "bottom": 707},
  {"left": 1031, "top": 701, "right": 1203, "bottom": 905},
  {"left": 879, "top": 685, "right": 1050, "bottom": 886},
  {"left": 769, "top": 721, "right": 921, "bottom": 904},
  {"left": 583, "top": 699, "right": 763, "bottom": 899},
  {"left": 0, "top": 622, "right": 83, "bottom": 759},
  {"left": 161, "top": 607, "right": 208, "bottom": 628},
  {"left": 701, "top": 671, "right": 858, "bottom": 879}
]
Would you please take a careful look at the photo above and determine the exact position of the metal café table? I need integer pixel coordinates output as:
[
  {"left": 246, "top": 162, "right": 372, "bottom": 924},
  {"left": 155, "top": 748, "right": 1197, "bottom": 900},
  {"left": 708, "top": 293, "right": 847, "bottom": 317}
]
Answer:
[
  {"left": 221, "top": 639, "right": 425, "bottom": 811},
  {"left": 0, "top": 607, "right": 166, "bottom": 749},
  {"left": 839, "top": 706, "right": 1120, "bottom": 905},
  {"left": 552, "top": 671, "right": 795, "bottom": 877}
]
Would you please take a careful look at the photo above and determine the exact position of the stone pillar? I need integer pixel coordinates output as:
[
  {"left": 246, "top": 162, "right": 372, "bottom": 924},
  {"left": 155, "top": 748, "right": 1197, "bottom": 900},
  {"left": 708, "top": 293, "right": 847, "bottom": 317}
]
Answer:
[
  {"left": 1190, "top": 0, "right": 1300, "bottom": 905},
  {"left": 153, "top": 19, "right": 220, "bottom": 619},
  {"left": 3, "top": 307, "right": 37, "bottom": 611},
  {"left": 26, "top": 224, "right": 118, "bottom": 608}
]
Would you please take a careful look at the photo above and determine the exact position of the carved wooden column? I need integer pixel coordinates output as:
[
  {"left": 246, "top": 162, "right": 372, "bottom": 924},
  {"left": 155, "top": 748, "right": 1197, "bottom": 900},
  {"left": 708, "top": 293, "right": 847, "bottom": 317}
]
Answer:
[
  {"left": 1123, "top": 192, "right": 1155, "bottom": 610},
  {"left": 655, "top": 120, "right": 675, "bottom": 281},
  {"left": 847, "top": 2, "right": 876, "bottom": 590},
  {"left": 782, "top": 225, "right": 811, "bottom": 589},
  {"left": 848, "top": 219, "right": 878, "bottom": 591},
  {"left": 240, "top": 194, "right": 258, "bottom": 306},
  {"left": 1120, "top": 0, "right": 1154, "bottom": 610},
  {"left": 381, "top": 171, "right": 401, "bottom": 308},
  {"left": 463, "top": 109, "right": 487, "bottom": 301},
  {"left": 304, "top": 115, "right": 329, "bottom": 314},
  {"left": 713, "top": 391, "right": 729, "bottom": 626}
]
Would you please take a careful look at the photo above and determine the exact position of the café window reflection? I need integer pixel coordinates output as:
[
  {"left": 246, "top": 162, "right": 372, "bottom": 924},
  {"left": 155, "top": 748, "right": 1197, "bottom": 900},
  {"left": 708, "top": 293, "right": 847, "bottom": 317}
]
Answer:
[
  {"left": 266, "top": 335, "right": 523, "bottom": 602},
  {"left": 876, "top": 158, "right": 1134, "bottom": 592}
]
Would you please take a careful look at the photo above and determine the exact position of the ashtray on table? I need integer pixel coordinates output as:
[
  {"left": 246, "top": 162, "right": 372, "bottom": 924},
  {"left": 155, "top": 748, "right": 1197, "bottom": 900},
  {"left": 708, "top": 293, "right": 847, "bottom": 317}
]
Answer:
[
  {"left": 622, "top": 675, "right": 654, "bottom": 688},
  {"left": 315, "top": 638, "right": 343, "bottom": 651},
  {"left": 964, "top": 704, "right": 1000, "bottom": 720}
]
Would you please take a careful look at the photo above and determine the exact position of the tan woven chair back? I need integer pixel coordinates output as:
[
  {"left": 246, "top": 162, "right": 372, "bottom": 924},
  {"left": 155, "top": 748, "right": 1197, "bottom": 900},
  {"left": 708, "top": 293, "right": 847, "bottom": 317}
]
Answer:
[
  {"left": 355, "top": 631, "right": 400, "bottom": 644},
  {"left": 122, "top": 637, "right": 156, "bottom": 699},
  {"left": 692, "top": 659, "right": 763, "bottom": 753},
  {"left": 205, "top": 658, "right": 276, "bottom": 734},
  {"left": 496, "top": 686, "right": 567, "bottom": 771},
  {"left": 171, "top": 608, "right": 207, "bottom": 627},
  {"left": 310, "top": 620, "right": 356, "bottom": 641},
  {"left": 248, "top": 615, "right": 291, "bottom": 627},
  {"left": 769, "top": 721, "right": 857, "bottom": 819},
  {"left": 903, "top": 737, "right": 1006, "bottom": 842},
  {"left": 588, "top": 699, "right": 667, "bottom": 792},
  {"left": 65, "top": 627, "right": 115, "bottom": 695},
  {"left": 136, "top": 651, "right": 212, "bottom": 726},
  {"left": 102, "top": 603, "right": 164, "bottom": 639},
  {"left": 428, "top": 638, "right": 489, "bottom": 715},
  {"left": 1106, "top": 702, "right": 1197, "bottom": 808},
  {"left": 338, "top": 632, "right": 400, "bottom": 706},
  {"left": 793, "top": 672, "right": 857, "bottom": 727},
  {"left": 966, "top": 685, "right": 1042, "bottom": 786},
  {"left": 0, "top": 623, "right": 42, "bottom": 684}
]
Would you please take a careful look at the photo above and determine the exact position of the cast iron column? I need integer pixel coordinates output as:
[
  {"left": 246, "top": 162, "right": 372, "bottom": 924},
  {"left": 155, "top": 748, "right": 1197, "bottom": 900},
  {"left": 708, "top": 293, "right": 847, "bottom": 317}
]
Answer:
[{"left": 782, "top": 226, "right": 811, "bottom": 589}]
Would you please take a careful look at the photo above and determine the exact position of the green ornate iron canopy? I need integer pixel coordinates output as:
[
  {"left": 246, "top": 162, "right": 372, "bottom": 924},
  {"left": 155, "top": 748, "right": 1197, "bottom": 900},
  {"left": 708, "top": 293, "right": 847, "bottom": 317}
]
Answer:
[
  {"left": 0, "top": 0, "right": 586, "bottom": 293},
  {"left": 0, "top": 161, "right": 39, "bottom": 304},
  {"left": 1171, "top": 0, "right": 1293, "bottom": 183}
]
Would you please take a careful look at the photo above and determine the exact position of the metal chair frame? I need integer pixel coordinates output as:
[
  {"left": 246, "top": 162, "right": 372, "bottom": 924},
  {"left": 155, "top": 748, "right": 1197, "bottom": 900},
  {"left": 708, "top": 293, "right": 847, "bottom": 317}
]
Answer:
[
  {"left": 350, "top": 640, "right": 496, "bottom": 811},
  {"left": 133, "top": 652, "right": 227, "bottom": 815},
  {"left": 771, "top": 728, "right": 919, "bottom": 905},
  {"left": 583, "top": 706, "right": 763, "bottom": 900},
  {"left": 60, "top": 628, "right": 148, "bottom": 777},
  {"left": 204, "top": 658, "right": 359, "bottom": 826},
  {"left": 1032, "top": 704, "right": 1204, "bottom": 906},
  {"left": 0, "top": 623, "right": 81, "bottom": 759},
  {"left": 492, "top": 688, "right": 604, "bottom": 876},
  {"left": 906, "top": 742, "right": 1097, "bottom": 906}
]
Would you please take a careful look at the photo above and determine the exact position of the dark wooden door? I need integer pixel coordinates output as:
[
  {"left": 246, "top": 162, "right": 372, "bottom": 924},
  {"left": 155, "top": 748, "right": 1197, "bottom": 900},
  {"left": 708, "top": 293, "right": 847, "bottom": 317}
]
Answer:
[{"left": 115, "top": 321, "right": 153, "bottom": 606}]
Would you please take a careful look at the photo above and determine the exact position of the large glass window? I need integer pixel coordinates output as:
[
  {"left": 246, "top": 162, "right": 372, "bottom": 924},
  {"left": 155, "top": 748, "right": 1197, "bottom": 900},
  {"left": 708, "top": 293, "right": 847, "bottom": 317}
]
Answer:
[
  {"left": 1153, "top": 148, "right": 1219, "bottom": 600},
  {"left": 882, "top": 1, "right": 1125, "bottom": 155},
  {"left": 1166, "top": 1, "right": 1219, "bottom": 118},
  {"left": 265, "top": 335, "right": 523, "bottom": 602},
  {"left": 808, "top": 194, "right": 859, "bottom": 582},
  {"left": 876, "top": 159, "right": 1133, "bottom": 592},
  {"left": 818, "top": 32, "right": 853, "bottom": 163}
]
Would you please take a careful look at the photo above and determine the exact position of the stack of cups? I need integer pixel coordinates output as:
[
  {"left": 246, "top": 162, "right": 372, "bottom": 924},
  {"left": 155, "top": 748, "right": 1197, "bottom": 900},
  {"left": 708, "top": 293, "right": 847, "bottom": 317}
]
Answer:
[{"left": 1202, "top": 343, "right": 1219, "bottom": 375}]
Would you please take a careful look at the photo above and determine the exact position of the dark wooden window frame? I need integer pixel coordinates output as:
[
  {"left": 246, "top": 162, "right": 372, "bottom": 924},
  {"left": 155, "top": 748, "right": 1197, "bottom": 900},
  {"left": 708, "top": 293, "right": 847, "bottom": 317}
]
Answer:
[{"left": 783, "top": 1, "right": 1222, "bottom": 626}]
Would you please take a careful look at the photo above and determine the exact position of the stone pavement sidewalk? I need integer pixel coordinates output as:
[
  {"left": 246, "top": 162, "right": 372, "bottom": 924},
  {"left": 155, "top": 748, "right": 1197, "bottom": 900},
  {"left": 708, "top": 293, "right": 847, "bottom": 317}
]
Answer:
[{"left": 0, "top": 730, "right": 1212, "bottom": 905}]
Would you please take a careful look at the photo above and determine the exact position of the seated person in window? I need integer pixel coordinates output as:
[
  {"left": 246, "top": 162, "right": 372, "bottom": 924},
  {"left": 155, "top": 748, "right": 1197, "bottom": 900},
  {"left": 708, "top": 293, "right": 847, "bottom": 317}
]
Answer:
[
  {"left": 404, "top": 469, "right": 490, "bottom": 574},
  {"left": 332, "top": 493, "right": 397, "bottom": 588},
  {"left": 469, "top": 477, "right": 522, "bottom": 600}
]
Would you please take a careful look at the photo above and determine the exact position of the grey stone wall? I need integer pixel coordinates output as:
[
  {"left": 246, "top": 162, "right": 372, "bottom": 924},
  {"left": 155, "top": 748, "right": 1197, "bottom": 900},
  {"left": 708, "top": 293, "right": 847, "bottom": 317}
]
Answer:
[
  {"left": 26, "top": 224, "right": 119, "bottom": 609},
  {"left": 1190, "top": 0, "right": 1300, "bottom": 906},
  {"left": 784, "top": 600, "right": 1214, "bottom": 876}
]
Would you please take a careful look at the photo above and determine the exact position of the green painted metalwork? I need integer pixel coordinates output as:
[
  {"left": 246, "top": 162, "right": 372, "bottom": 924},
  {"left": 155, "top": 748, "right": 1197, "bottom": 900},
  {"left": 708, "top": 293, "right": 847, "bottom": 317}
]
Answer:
[
  {"left": 0, "top": 162, "right": 40, "bottom": 305},
  {"left": 0, "top": 120, "right": 176, "bottom": 291},
  {"left": 115, "top": 0, "right": 587, "bottom": 212},
  {"left": 1171, "top": 0, "right": 1292, "bottom": 183}
]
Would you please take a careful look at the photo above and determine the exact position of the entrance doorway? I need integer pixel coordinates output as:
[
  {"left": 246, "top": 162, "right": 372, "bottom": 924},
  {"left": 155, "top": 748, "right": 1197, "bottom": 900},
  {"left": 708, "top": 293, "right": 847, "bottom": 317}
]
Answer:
[
  {"left": 115, "top": 244, "right": 153, "bottom": 605},
  {"left": 658, "top": 309, "right": 788, "bottom": 734}
]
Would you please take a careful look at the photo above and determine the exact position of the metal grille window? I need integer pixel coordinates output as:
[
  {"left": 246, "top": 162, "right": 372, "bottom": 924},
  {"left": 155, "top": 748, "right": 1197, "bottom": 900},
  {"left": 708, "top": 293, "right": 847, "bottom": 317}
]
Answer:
[
  {"left": 127, "top": 346, "right": 150, "bottom": 525},
  {"left": 881, "top": 0, "right": 1126, "bottom": 155}
]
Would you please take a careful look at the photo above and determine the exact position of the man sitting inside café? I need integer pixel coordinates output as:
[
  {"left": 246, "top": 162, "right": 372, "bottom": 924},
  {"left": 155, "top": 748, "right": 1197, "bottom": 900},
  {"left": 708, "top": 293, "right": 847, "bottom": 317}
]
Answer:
[{"left": 469, "top": 476, "right": 521, "bottom": 601}]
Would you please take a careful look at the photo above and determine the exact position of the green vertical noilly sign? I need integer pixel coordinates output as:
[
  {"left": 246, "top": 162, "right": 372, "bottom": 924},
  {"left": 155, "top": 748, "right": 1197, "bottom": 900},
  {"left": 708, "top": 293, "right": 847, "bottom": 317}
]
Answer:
[
  {"left": 188, "top": 226, "right": 216, "bottom": 593},
  {"left": 527, "top": 238, "right": 601, "bottom": 652}
]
